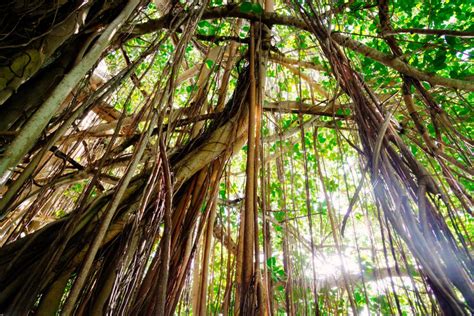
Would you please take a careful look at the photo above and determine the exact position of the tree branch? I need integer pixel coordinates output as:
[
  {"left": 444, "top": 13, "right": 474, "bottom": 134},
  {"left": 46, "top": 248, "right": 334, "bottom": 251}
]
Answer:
[
  {"left": 131, "top": 5, "right": 474, "bottom": 91},
  {"left": 385, "top": 28, "right": 474, "bottom": 38},
  {"left": 264, "top": 101, "right": 346, "bottom": 117}
]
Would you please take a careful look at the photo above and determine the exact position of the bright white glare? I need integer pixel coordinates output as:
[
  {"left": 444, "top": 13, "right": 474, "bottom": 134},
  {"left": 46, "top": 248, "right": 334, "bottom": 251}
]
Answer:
[
  {"left": 359, "top": 306, "right": 370, "bottom": 316},
  {"left": 304, "top": 253, "right": 361, "bottom": 287},
  {"left": 447, "top": 16, "right": 457, "bottom": 25}
]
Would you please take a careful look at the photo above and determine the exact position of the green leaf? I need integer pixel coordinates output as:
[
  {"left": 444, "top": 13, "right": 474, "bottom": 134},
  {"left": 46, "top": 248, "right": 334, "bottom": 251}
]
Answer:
[
  {"left": 198, "top": 20, "right": 211, "bottom": 28},
  {"left": 266, "top": 256, "right": 276, "bottom": 268},
  {"left": 205, "top": 59, "right": 214, "bottom": 69},
  {"left": 186, "top": 84, "right": 197, "bottom": 93},
  {"left": 197, "top": 20, "right": 216, "bottom": 36},
  {"left": 445, "top": 35, "right": 457, "bottom": 47},
  {"left": 433, "top": 51, "right": 447, "bottom": 70},
  {"left": 354, "top": 291, "right": 364, "bottom": 304},
  {"left": 239, "top": 2, "right": 253, "bottom": 13},
  {"left": 318, "top": 134, "right": 326, "bottom": 143},
  {"left": 219, "top": 183, "right": 226, "bottom": 199},
  {"left": 275, "top": 210, "right": 285, "bottom": 222},
  {"left": 239, "top": 2, "right": 263, "bottom": 14},
  {"left": 318, "top": 201, "right": 327, "bottom": 215},
  {"left": 252, "top": 3, "right": 264, "bottom": 14}
]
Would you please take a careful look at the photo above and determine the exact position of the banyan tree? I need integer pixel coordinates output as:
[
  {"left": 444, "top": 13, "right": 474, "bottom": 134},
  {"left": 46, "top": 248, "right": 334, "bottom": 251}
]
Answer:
[{"left": 0, "top": 0, "right": 472, "bottom": 314}]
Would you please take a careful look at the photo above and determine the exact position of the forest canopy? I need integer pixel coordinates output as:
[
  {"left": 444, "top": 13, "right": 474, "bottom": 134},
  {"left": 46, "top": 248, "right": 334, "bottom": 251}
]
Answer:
[{"left": 0, "top": 0, "right": 472, "bottom": 315}]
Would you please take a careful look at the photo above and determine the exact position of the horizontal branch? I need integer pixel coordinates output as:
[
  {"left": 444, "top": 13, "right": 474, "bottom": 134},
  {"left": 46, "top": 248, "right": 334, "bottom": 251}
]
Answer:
[
  {"left": 263, "top": 117, "right": 349, "bottom": 144},
  {"left": 131, "top": 4, "right": 307, "bottom": 36},
  {"left": 131, "top": 5, "right": 474, "bottom": 91},
  {"left": 195, "top": 34, "right": 249, "bottom": 44},
  {"left": 330, "top": 33, "right": 474, "bottom": 91},
  {"left": 269, "top": 53, "right": 325, "bottom": 72},
  {"left": 385, "top": 28, "right": 474, "bottom": 38},
  {"left": 264, "top": 101, "right": 346, "bottom": 117}
]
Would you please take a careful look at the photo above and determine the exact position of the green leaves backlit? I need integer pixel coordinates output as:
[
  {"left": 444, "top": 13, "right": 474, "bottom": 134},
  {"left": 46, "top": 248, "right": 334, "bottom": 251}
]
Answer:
[{"left": 239, "top": 1, "right": 264, "bottom": 15}]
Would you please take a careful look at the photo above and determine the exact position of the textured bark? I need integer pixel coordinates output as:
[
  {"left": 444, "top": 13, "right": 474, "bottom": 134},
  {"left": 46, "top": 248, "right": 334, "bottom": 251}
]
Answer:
[
  {"left": 0, "top": 0, "right": 141, "bottom": 178},
  {"left": 0, "top": 3, "right": 92, "bottom": 105}
]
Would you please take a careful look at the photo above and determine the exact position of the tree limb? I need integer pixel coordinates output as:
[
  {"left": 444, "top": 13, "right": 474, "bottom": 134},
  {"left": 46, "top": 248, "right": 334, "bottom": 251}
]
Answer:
[{"left": 132, "top": 6, "right": 474, "bottom": 91}]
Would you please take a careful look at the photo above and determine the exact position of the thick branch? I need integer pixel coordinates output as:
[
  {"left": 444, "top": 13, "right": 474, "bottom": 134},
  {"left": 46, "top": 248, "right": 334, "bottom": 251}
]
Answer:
[
  {"left": 330, "top": 33, "right": 474, "bottom": 91},
  {"left": 132, "top": 6, "right": 474, "bottom": 91},
  {"left": 385, "top": 28, "right": 474, "bottom": 38},
  {"left": 264, "top": 101, "right": 346, "bottom": 117}
]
